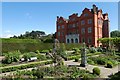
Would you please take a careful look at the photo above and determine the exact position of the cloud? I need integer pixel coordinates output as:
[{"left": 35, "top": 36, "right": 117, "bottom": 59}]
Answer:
[{"left": 2, "top": 34, "right": 14, "bottom": 38}]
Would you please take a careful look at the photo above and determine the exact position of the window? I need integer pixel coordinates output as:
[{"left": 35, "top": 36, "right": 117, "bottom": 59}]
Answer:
[
  {"left": 76, "top": 22, "right": 78, "bottom": 26},
  {"left": 67, "top": 39, "right": 70, "bottom": 43},
  {"left": 75, "top": 38, "right": 78, "bottom": 43},
  {"left": 71, "top": 39, "right": 74, "bottom": 43},
  {"left": 68, "top": 24, "right": 72, "bottom": 28},
  {"left": 81, "top": 20, "right": 85, "bottom": 25},
  {"left": 81, "top": 28, "right": 85, "bottom": 34},
  {"left": 73, "top": 24, "right": 75, "bottom": 27},
  {"left": 58, "top": 26, "right": 60, "bottom": 29},
  {"left": 59, "top": 20, "right": 63, "bottom": 23},
  {"left": 84, "top": 13, "right": 88, "bottom": 17},
  {"left": 72, "top": 18, "right": 75, "bottom": 21},
  {"left": 88, "top": 37, "right": 92, "bottom": 43},
  {"left": 88, "top": 27, "right": 92, "bottom": 33},
  {"left": 58, "top": 32, "right": 60, "bottom": 36},
  {"left": 61, "top": 32, "right": 64, "bottom": 36},
  {"left": 62, "top": 25, "right": 64, "bottom": 29},
  {"left": 81, "top": 37, "right": 85, "bottom": 43},
  {"left": 88, "top": 19, "right": 92, "bottom": 24}
]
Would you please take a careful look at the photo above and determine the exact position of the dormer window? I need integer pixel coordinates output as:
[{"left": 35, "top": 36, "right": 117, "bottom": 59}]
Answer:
[
  {"left": 72, "top": 18, "right": 75, "bottom": 21},
  {"left": 59, "top": 20, "right": 63, "bottom": 23},
  {"left": 84, "top": 13, "right": 88, "bottom": 17}
]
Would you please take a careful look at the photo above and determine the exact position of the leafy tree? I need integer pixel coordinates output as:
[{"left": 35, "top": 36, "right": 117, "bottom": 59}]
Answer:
[
  {"left": 110, "top": 30, "right": 120, "bottom": 37},
  {"left": 98, "top": 38, "right": 120, "bottom": 52}
]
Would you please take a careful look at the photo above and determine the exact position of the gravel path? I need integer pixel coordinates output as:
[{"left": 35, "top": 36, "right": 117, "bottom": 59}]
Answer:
[{"left": 64, "top": 60, "right": 119, "bottom": 78}]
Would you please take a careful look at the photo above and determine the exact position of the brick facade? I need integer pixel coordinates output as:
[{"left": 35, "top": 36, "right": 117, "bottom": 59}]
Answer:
[{"left": 56, "top": 4, "right": 109, "bottom": 47}]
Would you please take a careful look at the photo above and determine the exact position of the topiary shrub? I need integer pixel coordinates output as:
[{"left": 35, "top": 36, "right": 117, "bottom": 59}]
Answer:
[
  {"left": 93, "top": 67, "right": 100, "bottom": 75},
  {"left": 74, "top": 58, "right": 79, "bottom": 62},
  {"left": 106, "top": 61, "right": 113, "bottom": 68},
  {"left": 97, "top": 58, "right": 106, "bottom": 65},
  {"left": 87, "top": 59, "right": 95, "bottom": 65},
  {"left": 97, "top": 47, "right": 103, "bottom": 52},
  {"left": 89, "top": 47, "right": 97, "bottom": 53}
]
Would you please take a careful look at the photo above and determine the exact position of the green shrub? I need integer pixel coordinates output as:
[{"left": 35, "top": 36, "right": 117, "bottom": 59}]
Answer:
[
  {"left": 87, "top": 59, "right": 95, "bottom": 65},
  {"left": 97, "top": 47, "right": 103, "bottom": 52},
  {"left": 93, "top": 67, "right": 100, "bottom": 75},
  {"left": 1, "top": 60, "right": 53, "bottom": 73},
  {"left": 89, "top": 47, "right": 97, "bottom": 53},
  {"left": 68, "top": 55, "right": 80, "bottom": 60},
  {"left": 36, "top": 54, "right": 47, "bottom": 60},
  {"left": 106, "top": 61, "right": 113, "bottom": 68},
  {"left": 35, "top": 50, "right": 40, "bottom": 54},
  {"left": 40, "top": 50, "right": 49, "bottom": 53},
  {"left": 97, "top": 58, "right": 106, "bottom": 65},
  {"left": 74, "top": 58, "right": 79, "bottom": 62}
]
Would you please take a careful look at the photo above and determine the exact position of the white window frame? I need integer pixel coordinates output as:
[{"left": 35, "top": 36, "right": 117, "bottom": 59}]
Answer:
[
  {"left": 81, "top": 20, "right": 85, "bottom": 25},
  {"left": 88, "top": 19, "right": 92, "bottom": 24},
  {"left": 88, "top": 27, "right": 92, "bottom": 33}
]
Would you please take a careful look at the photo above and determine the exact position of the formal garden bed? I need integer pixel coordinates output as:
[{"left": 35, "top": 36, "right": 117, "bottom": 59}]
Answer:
[
  {"left": 87, "top": 53, "right": 120, "bottom": 68},
  {"left": 2, "top": 65, "right": 100, "bottom": 79},
  {"left": 0, "top": 60, "right": 53, "bottom": 73}
]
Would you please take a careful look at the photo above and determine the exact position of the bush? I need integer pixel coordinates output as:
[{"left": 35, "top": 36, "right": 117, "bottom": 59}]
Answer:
[
  {"left": 40, "top": 50, "right": 49, "bottom": 53},
  {"left": 74, "top": 58, "right": 79, "bottom": 62},
  {"left": 93, "top": 67, "right": 100, "bottom": 75},
  {"left": 97, "top": 47, "right": 103, "bottom": 52},
  {"left": 97, "top": 58, "right": 106, "bottom": 65},
  {"left": 1, "top": 60, "right": 53, "bottom": 73},
  {"left": 106, "top": 61, "right": 113, "bottom": 68},
  {"left": 68, "top": 55, "right": 80, "bottom": 60},
  {"left": 89, "top": 47, "right": 97, "bottom": 53},
  {"left": 35, "top": 50, "right": 40, "bottom": 54},
  {"left": 87, "top": 59, "right": 95, "bottom": 65}
]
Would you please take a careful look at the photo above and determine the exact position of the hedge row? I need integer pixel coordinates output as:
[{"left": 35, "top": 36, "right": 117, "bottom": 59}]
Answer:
[
  {"left": 67, "top": 55, "right": 80, "bottom": 60},
  {"left": 1, "top": 60, "right": 53, "bottom": 73},
  {"left": 1, "top": 38, "right": 40, "bottom": 43},
  {"left": 2, "top": 43, "right": 82, "bottom": 53}
]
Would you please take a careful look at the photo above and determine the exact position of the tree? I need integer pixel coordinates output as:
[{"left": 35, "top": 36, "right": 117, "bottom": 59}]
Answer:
[
  {"left": 110, "top": 30, "right": 120, "bottom": 37},
  {"left": 98, "top": 38, "right": 120, "bottom": 52},
  {"left": 11, "top": 30, "right": 46, "bottom": 39}
]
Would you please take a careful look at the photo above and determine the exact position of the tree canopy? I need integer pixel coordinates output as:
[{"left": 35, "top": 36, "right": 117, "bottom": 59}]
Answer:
[
  {"left": 110, "top": 30, "right": 120, "bottom": 37},
  {"left": 11, "top": 30, "right": 46, "bottom": 39}
]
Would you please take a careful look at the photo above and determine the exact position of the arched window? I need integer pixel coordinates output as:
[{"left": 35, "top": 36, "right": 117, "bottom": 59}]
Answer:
[
  {"left": 71, "top": 39, "right": 74, "bottom": 43},
  {"left": 75, "top": 38, "right": 78, "bottom": 43},
  {"left": 67, "top": 39, "right": 69, "bottom": 43}
]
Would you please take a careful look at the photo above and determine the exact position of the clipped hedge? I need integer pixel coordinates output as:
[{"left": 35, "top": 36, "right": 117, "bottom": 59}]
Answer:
[
  {"left": 1, "top": 60, "right": 53, "bottom": 73},
  {"left": 93, "top": 67, "right": 100, "bottom": 75},
  {"left": 2, "top": 38, "right": 83, "bottom": 53},
  {"left": 67, "top": 55, "right": 80, "bottom": 60},
  {"left": 74, "top": 57, "right": 79, "bottom": 62},
  {"left": 106, "top": 61, "right": 113, "bottom": 68},
  {"left": 40, "top": 50, "right": 49, "bottom": 53}
]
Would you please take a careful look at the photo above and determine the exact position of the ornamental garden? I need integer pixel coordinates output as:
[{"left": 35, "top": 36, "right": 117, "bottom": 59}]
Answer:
[{"left": 0, "top": 31, "right": 120, "bottom": 79}]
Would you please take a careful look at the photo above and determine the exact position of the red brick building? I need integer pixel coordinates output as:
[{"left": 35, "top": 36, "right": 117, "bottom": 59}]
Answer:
[{"left": 56, "top": 4, "right": 109, "bottom": 47}]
